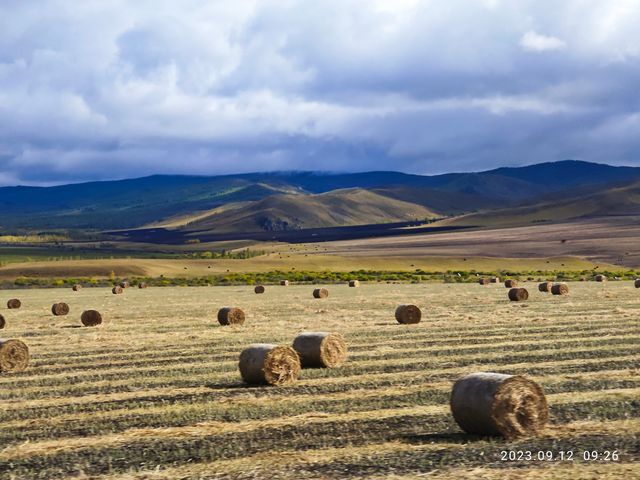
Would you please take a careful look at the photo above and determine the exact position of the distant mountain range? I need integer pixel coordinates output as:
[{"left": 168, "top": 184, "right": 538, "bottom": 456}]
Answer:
[{"left": 1, "top": 160, "right": 639, "bottom": 234}]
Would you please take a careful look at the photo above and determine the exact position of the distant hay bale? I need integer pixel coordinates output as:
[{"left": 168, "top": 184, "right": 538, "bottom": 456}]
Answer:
[
  {"left": 51, "top": 302, "right": 70, "bottom": 316},
  {"left": 508, "top": 288, "right": 529, "bottom": 302},
  {"left": 254, "top": 285, "right": 265, "bottom": 294},
  {"left": 504, "top": 279, "right": 518, "bottom": 288},
  {"left": 0, "top": 339, "right": 30, "bottom": 373},
  {"left": 6, "top": 299, "right": 21, "bottom": 309},
  {"left": 450, "top": 372, "right": 548, "bottom": 439},
  {"left": 119, "top": 281, "right": 129, "bottom": 289},
  {"left": 478, "top": 278, "right": 490, "bottom": 286},
  {"left": 395, "top": 304, "right": 421, "bottom": 324},
  {"left": 72, "top": 284, "right": 82, "bottom": 291},
  {"left": 280, "top": 280, "right": 290, "bottom": 286},
  {"left": 348, "top": 280, "right": 360, "bottom": 287},
  {"left": 595, "top": 275, "right": 607, "bottom": 282},
  {"left": 313, "top": 288, "right": 329, "bottom": 299},
  {"left": 238, "top": 344, "right": 301, "bottom": 386},
  {"left": 138, "top": 282, "right": 148, "bottom": 289},
  {"left": 635, "top": 279, "right": 640, "bottom": 288},
  {"left": 81, "top": 310, "right": 102, "bottom": 327},
  {"left": 0, "top": 315, "right": 5, "bottom": 329},
  {"left": 551, "top": 283, "right": 569, "bottom": 296},
  {"left": 292, "top": 332, "right": 348, "bottom": 368},
  {"left": 490, "top": 277, "right": 500, "bottom": 283},
  {"left": 538, "top": 281, "right": 553, "bottom": 293},
  {"left": 217, "top": 307, "right": 246, "bottom": 326},
  {"left": 112, "top": 286, "right": 123, "bottom": 295}
]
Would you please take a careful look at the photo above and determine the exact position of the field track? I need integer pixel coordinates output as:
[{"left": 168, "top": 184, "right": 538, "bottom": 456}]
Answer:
[{"left": 0, "top": 283, "right": 638, "bottom": 479}]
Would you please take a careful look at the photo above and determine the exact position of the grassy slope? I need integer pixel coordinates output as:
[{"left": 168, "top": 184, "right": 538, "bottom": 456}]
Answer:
[
  {"left": 0, "top": 283, "right": 637, "bottom": 479},
  {"left": 446, "top": 181, "right": 640, "bottom": 229},
  {"left": 186, "top": 188, "right": 439, "bottom": 233}
]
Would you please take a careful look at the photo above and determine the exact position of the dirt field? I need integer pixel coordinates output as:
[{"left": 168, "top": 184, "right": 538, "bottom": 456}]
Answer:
[
  {"left": 288, "top": 217, "right": 640, "bottom": 268},
  {"left": 0, "top": 283, "right": 638, "bottom": 479}
]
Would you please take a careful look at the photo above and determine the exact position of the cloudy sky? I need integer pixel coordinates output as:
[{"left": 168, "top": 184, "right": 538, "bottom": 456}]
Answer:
[{"left": 1, "top": 0, "right": 639, "bottom": 185}]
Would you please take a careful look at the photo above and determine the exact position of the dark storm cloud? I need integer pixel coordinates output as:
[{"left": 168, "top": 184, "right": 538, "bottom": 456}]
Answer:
[{"left": 1, "top": 0, "right": 639, "bottom": 185}]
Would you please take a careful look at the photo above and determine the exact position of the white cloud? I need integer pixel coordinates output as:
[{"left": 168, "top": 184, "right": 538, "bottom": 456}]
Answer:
[{"left": 520, "top": 31, "right": 567, "bottom": 52}]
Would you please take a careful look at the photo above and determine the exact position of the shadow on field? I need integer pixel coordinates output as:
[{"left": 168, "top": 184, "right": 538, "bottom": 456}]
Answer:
[
  {"left": 60, "top": 325, "right": 82, "bottom": 329},
  {"left": 399, "top": 432, "right": 487, "bottom": 444}
]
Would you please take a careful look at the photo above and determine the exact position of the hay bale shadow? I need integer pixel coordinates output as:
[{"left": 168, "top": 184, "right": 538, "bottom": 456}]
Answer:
[
  {"left": 399, "top": 432, "right": 487, "bottom": 445},
  {"left": 60, "top": 325, "right": 82, "bottom": 329}
]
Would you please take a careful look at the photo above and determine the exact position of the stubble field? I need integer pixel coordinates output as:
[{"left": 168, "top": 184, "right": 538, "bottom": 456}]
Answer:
[{"left": 0, "top": 282, "right": 638, "bottom": 479}]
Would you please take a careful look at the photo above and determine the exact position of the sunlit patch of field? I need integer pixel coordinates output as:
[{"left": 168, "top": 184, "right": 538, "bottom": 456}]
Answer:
[{"left": 0, "top": 282, "right": 638, "bottom": 479}]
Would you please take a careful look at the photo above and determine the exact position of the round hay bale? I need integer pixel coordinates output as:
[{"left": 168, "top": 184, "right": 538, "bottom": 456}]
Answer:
[
  {"left": 112, "top": 286, "right": 123, "bottom": 295},
  {"left": 138, "top": 282, "right": 148, "bottom": 289},
  {"left": 635, "top": 279, "right": 640, "bottom": 288},
  {"left": 478, "top": 278, "right": 490, "bottom": 286},
  {"left": 490, "top": 277, "right": 500, "bottom": 283},
  {"left": 348, "top": 280, "right": 360, "bottom": 287},
  {"left": 51, "top": 302, "right": 70, "bottom": 316},
  {"left": 119, "top": 281, "right": 129, "bottom": 289},
  {"left": 7, "top": 299, "right": 21, "bottom": 309},
  {"left": 504, "top": 279, "right": 518, "bottom": 288},
  {"left": 551, "top": 283, "right": 569, "bottom": 296},
  {"left": 217, "top": 307, "right": 245, "bottom": 326},
  {"left": 254, "top": 285, "right": 265, "bottom": 294},
  {"left": 292, "top": 332, "right": 348, "bottom": 368},
  {"left": 0, "top": 314, "right": 5, "bottom": 329},
  {"left": 508, "top": 288, "right": 529, "bottom": 302},
  {"left": 313, "top": 288, "right": 329, "bottom": 299},
  {"left": 450, "top": 372, "right": 548, "bottom": 439},
  {"left": 81, "top": 310, "right": 102, "bottom": 327},
  {"left": 238, "top": 344, "right": 300, "bottom": 386},
  {"left": 72, "top": 284, "right": 82, "bottom": 291},
  {"left": 395, "top": 304, "right": 421, "bottom": 324},
  {"left": 0, "top": 339, "right": 29, "bottom": 373},
  {"left": 595, "top": 275, "right": 607, "bottom": 282},
  {"left": 538, "top": 282, "right": 553, "bottom": 293},
  {"left": 280, "top": 280, "right": 290, "bottom": 286}
]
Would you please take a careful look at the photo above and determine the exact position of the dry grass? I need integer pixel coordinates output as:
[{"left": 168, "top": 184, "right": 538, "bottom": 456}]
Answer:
[{"left": 0, "top": 282, "right": 638, "bottom": 479}]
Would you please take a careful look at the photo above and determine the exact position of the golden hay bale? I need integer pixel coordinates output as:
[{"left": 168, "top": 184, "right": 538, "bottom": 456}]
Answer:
[
  {"left": 81, "top": 310, "right": 102, "bottom": 327},
  {"left": 508, "top": 288, "right": 529, "bottom": 302},
  {"left": 72, "top": 284, "right": 82, "bottom": 291},
  {"left": 538, "top": 282, "right": 553, "bottom": 292},
  {"left": 595, "top": 275, "right": 607, "bottom": 282},
  {"left": 7, "top": 299, "right": 21, "bottom": 309},
  {"left": 0, "top": 314, "right": 5, "bottom": 330},
  {"left": 217, "top": 307, "right": 246, "bottom": 326},
  {"left": 51, "top": 302, "right": 70, "bottom": 316},
  {"left": 119, "top": 281, "right": 129, "bottom": 289},
  {"left": 450, "top": 372, "right": 548, "bottom": 439},
  {"left": 504, "top": 279, "right": 518, "bottom": 288},
  {"left": 478, "top": 278, "right": 490, "bottom": 286},
  {"left": 112, "top": 286, "right": 123, "bottom": 295},
  {"left": 551, "top": 283, "right": 569, "bottom": 295},
  {"left": 490, "top": 277, "right": 500, "bottom": 283},
  {"left": 292, "top": 332, "right": 348, "bottom": 368},
  {"left": 138, "top": 282, "right": 148, "bottom": 289},
  {"left": 238, "top": 344, "right": 301, "bottom": 386},
  {"left": 254, "top": 285, "right": 265, "bottom": 294},
  {"left": 635, "top": 279, "right": 640, "bottom": 288},
  {"left": 0, "top": 339, "right": 29, "bottom": 373},
  {"left": 280, "top": 280, "right": 290, "bottom": 286},
  {"left": 348, "top": 280, "right": 360, "bottom": 287},
  {"left": 395, "top": 304, "right": 421, "bottom": 324},
  {"left": 313, "top": 288, "right": 329, "bottom": 299}
]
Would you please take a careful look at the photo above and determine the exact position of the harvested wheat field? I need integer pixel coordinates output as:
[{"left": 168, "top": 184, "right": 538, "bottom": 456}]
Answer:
[{"left": 0, "top": 283, "right": 638, "bottom": 479}]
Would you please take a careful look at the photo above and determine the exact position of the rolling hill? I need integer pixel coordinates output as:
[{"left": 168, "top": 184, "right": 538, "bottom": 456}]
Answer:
[
  {"left": 185, "top": 188, "right": 438, "bottom": 232},
  {"left": 447, "top": 180, "right": 640, "bottom": 228},
  {"left": 0, "top": 160, "right": 639, "bottom": 232}
]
